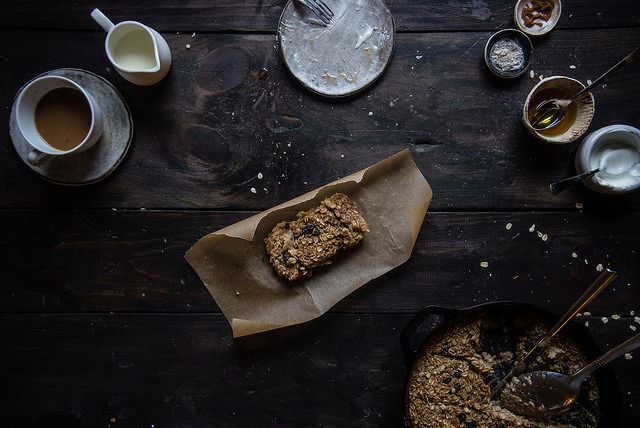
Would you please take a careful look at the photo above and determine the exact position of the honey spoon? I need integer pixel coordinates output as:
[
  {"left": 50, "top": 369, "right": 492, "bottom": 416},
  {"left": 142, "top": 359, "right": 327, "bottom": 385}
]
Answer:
[
  {"left": 550, "top": 150, "right": 640, "bottom": 195},
  {"left": 530, "top": 47, "right": 640, "bottom": 130},
  {"left": 502, "top": 333, "right": 640, "bottom": 418}
]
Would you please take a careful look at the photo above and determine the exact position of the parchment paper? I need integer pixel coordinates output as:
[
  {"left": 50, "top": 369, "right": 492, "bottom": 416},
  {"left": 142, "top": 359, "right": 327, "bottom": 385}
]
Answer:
[{"left": 185, "top": 150, "right": 432, "bottom": 337}]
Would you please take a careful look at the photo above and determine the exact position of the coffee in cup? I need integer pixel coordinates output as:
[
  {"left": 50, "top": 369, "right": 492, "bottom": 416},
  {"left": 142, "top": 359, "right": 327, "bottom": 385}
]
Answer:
[{"left": 16, "top": 75, "right": 104, "bottom": 166}]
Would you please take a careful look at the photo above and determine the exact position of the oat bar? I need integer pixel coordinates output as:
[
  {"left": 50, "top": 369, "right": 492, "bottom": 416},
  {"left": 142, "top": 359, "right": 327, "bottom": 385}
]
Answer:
[{"left": 264, "top": 193, "right": 369, "bottom": 281}]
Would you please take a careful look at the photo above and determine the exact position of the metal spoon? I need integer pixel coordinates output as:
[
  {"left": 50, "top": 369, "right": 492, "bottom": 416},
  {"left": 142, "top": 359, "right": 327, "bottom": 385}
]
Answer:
[
  {"left": 490, "top": 269, "right": 618, "bottom": 397},
  {"left": 550, "top": 150, "right": 640, "bottom": 195},
  {"left": 530, "top": 47, "right": 640, "bottom": 130},
  {"left": 502, "top": 333, "right": 640, "bottom": 418}
]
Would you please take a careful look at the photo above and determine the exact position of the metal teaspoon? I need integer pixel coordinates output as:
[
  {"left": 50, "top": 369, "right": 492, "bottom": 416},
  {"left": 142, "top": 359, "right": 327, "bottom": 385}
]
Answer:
[
  {"left": 501, "top": 332, "right": 640, "bottom": 418},
  {"left": 530, "top": 47, "right": 640, "bottom": 130}
]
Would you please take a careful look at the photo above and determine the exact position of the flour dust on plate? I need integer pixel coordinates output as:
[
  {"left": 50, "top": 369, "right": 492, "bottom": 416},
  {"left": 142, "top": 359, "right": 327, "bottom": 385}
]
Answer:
[{"left": 277, "top": 0, "right": 395, "bottom": 97}]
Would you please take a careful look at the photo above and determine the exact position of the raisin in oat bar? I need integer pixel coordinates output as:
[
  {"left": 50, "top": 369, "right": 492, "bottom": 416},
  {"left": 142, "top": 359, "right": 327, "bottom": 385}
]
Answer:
[{"left": 264, "top": 193, "right": 369, "bottom": 281}]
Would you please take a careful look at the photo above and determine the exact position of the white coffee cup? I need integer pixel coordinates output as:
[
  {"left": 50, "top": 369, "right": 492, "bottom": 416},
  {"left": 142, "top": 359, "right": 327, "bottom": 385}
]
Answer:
[{"left": 16, "top": 75, "right": 104, "bottom": 166}]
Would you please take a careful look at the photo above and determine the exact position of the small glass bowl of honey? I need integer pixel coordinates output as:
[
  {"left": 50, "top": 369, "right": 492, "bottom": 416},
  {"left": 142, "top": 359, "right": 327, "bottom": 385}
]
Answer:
[{"left": 523, "top": 76, "right": 595, "bottom": 144}]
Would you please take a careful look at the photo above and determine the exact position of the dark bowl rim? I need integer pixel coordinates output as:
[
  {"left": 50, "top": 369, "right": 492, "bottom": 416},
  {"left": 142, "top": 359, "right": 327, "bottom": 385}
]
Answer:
[{"left": 484, "top": 28, "right": 533, "bottom": 79}]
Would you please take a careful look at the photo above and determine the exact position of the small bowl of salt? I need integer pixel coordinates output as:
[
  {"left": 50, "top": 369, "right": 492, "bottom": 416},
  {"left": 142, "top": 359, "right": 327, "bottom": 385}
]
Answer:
[{"left": 484, "top": 28, "right": 533, "bottom": 79}]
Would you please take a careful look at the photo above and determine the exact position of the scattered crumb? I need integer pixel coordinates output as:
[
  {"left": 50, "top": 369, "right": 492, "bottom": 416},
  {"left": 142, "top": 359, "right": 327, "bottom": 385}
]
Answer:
[
  {"left": 601, "top": 317, "right": 609, "bottom": 324},
  {"left": 529, "top": 224, "right": 536, "bottom": 232},
  {"left": 368, "top": 111, "right": 374, "bottom": 116},
  {"left": 596, "top": 264, "right": 604, "bottom": 272},
  {"left": 570, "top": 65, "right": 576, "bottom": 69},
  {"left": 584, "top": 311, "right": 592, "bottom": 316},
  {"left": 612, "top": 314, "right": 620, "bottom": 320},
  {"left": 416, "top": 55, "right": 423, "bottom": 60},
  {"left": 186, "top": 43, "right": 191, "bottom": 49},
  {"left": 576, "top": 203, "right": 584, "bottom": 209},
  {"left": 584, "top": 259, "right": 589, "bottom": 265},
  {"left": 572, "top": 252, "right": 578, "bottom": 258},
  {"left": 635, "top": 316, "right": 640, "bottom": 324},
  {"left": 625, "top": 353, "right": 633, "bottom": 360},
  {"left": 585, "top": 320, "right": 590, "bottom": 327},
  {"left": 191, "top": 32, "right": 196, "bottom": 37},
  {"left": 480, "top": 261, "right": 489, "bottom": 268},
  {"left": 529, "top": 69, "right": 535, "bottom": 78},
  {"left": 506, "top": 222, "right": 512, "bottom": 230},
  {"left": 250, "top": 187, "right": 257, "bottom": 193},
  {"left": 258, "top": 173, "right": 264, "bottom": 179},
  {"left": 631, "top": 325, "right": 637, "bottom": 332}
]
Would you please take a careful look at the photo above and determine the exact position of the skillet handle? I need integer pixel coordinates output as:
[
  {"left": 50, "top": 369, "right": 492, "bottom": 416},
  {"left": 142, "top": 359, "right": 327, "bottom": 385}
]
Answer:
[{"left": 400, "top": 306, "right": 462, "bottom": 368}]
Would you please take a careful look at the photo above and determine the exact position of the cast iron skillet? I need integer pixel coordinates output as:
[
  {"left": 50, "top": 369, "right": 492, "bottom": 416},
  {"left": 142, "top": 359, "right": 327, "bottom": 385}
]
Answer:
[{"left": 401, "top": 302, "right": 620, "bottom": 428}]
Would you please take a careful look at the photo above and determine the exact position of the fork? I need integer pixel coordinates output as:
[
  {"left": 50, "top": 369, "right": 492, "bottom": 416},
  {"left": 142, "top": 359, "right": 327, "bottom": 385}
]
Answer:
[{"left": 295, "top": 0, "right": 334, "bottom": 25}]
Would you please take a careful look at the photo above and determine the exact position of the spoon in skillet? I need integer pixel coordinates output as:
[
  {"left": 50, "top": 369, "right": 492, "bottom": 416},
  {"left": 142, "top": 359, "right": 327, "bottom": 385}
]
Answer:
[
  {"left": 501, "top": 332, "right": 640, "bottom": 418},
  {"left": 530, "top": 47, "right": 640, "bottom": 130}
]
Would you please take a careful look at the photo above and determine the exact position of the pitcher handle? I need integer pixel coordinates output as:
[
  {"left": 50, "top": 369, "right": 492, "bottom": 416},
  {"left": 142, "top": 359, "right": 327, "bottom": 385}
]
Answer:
[{"left": 91, "top": 8, "right": 115, "bottom": 32}]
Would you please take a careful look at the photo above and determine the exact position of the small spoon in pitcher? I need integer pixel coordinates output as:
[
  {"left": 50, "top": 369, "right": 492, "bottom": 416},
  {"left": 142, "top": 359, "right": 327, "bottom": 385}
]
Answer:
[
  {"left": 550, "top": 150, "right": 640, "bottom": 195},
  {"left": 501, "top": 333, "right": 640, "bottom": 418},
  {"left": 531, "top": 47, "right": 640, "bottom": 130}
]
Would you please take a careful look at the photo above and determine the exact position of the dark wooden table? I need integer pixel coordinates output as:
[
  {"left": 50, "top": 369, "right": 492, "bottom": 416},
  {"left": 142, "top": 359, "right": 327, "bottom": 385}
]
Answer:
[{"left": 2, "top": 1, "right": 639, "bottom": 427}]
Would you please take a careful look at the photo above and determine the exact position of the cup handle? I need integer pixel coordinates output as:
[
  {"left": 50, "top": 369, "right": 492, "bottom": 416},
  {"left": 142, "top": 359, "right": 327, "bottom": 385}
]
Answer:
[
  {"left": 27, "top": 149, "right": 52, "bottom": 166},
  {"left": 90, "top": 8, "right": 115, "bottom": 32}
]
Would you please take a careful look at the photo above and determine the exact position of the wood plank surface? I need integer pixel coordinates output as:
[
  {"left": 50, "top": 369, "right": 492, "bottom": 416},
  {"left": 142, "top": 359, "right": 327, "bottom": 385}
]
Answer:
[
  {"left": 2, "top": 1, "right": 639, "bottom": 427},
  {"left": 1, "top": 313, "right": 639, "bottom": 427},
  {"left": 2, "top": 0, "right": 639, "bottom": 32},
  {"left": 1, "top": 210, "right": 638, "bottom": 315},
  {"left": 1, "top": 29, "right": 639, "bottom": 210}
]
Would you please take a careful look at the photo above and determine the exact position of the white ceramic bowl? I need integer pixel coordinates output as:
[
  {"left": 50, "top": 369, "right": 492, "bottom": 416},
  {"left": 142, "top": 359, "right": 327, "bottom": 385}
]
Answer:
[{"left": 575, "top": 125, "right": 640, "bottom": 194}]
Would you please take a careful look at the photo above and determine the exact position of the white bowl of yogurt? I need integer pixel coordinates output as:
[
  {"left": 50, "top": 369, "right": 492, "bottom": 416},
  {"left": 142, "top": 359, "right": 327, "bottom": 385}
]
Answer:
[{"left": 575, "top": 124, "right": 640, "bottom": 194}]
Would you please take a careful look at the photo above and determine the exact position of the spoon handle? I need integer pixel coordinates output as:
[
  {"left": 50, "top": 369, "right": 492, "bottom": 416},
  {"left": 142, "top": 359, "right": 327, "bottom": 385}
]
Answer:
[
  {"left": 550, "top": 168, "right": 599, "bottom": 195},
  {"left": 491, "top": 269, "right": 618, "bottom": 396},
  {"left": 573, "top": 47, "right": 640, "bottom": 100},
  {"left": 571, "top": 333, "right": 640, "bottom": 386}
]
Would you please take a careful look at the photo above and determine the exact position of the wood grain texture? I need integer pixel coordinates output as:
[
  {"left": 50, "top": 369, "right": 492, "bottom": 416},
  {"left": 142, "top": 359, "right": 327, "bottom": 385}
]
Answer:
[
  {"left": 1, "top": 30, "right": 639, "bottom": 210},
  {"left": 1, "top": 210, "right": 637, "bottom": 316},
  {"left": 1, "top": 0, "right": 639, "bottom": 32},
  {"left": 1, "top": 313, "right": 638, "bottom": 427},
  {"left": 1, "top": 1, "right": 639, "bottom": 426}
]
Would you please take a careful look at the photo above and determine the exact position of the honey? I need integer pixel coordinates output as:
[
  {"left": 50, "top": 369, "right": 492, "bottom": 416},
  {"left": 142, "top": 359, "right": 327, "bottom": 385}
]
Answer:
[{"left": 528, "top": 88, "right": 578, "bottom": 137}]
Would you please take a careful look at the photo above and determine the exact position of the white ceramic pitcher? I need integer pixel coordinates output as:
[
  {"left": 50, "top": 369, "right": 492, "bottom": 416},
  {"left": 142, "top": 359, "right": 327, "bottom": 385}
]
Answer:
[{"left": 91, "top": 8, "right": 171, "bottom": 86}]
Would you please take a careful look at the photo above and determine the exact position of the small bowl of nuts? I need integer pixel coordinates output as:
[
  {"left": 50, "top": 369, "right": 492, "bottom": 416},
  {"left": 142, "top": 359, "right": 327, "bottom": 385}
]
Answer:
[{"left": 484, "top": 28, "right": 533, "bottom": 79}]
